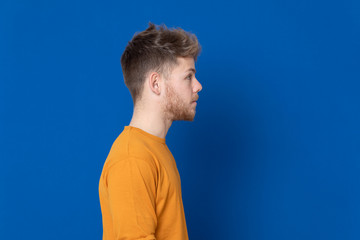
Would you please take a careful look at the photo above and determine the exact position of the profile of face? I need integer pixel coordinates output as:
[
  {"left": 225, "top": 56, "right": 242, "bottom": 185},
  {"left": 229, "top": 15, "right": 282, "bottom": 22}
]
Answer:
[{"left": 162, "top": 57, "right": 203, "bottom": 121}]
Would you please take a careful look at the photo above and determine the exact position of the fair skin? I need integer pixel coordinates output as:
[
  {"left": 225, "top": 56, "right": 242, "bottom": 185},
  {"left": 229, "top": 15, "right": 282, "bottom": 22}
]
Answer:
[{"left": 129, "top": 57, "right": 203, "bottom": 139}]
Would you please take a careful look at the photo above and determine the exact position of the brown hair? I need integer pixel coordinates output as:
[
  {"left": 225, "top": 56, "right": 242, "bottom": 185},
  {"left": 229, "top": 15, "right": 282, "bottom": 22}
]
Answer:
[{"left": 120, "top": 22, "right": 201, "bottom": 106}]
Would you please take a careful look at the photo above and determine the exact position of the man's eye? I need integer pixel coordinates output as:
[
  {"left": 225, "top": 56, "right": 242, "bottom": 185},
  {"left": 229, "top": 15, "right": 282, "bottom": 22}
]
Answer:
[{"left": 186, "top": 74, "right": 192, "bottom": 80}]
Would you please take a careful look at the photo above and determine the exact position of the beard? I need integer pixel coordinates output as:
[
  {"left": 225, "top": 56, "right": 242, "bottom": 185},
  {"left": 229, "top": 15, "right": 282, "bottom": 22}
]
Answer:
[{"left": 163, "top": 83, "right": 196, "bottom": 121}]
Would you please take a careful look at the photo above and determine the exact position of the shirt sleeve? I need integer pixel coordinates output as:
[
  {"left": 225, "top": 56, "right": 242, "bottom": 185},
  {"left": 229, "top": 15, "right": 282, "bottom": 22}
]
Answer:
[{"left": 106, "top": 157, "right": 158, "bottom": 240}]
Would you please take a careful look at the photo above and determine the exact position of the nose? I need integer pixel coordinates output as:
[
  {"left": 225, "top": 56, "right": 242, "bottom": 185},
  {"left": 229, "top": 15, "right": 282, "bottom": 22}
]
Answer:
[{"left": 193, "top": 77, "right": 202, "bottom": 93}]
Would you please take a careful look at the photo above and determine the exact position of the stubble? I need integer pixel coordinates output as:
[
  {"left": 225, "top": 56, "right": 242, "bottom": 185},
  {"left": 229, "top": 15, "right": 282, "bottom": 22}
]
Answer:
[{"left": 163, "top": 83, "right": 195, "bottom": 121}]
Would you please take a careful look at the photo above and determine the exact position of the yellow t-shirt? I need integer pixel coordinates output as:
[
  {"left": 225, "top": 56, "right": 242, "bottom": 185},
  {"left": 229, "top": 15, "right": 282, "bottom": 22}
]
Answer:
[{"left": 99, "top": 126, "right": 189, "bottom": 240}]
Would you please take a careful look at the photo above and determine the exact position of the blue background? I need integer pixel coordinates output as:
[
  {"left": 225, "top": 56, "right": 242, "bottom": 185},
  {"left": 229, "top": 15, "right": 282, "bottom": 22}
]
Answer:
[{"left": 1, "top": 0, "right": 360, "bottom": 239}]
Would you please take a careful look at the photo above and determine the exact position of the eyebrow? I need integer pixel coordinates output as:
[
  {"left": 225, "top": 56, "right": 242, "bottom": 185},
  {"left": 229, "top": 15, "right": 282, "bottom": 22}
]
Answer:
[{"left": 187, "top": 68, "right": 196, "bottom": 74}]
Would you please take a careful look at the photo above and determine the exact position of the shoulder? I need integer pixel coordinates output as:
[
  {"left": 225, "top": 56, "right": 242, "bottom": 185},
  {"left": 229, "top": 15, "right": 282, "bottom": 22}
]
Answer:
[
  {"left": 108, "top": 157, "right": 157, "bottom": 176},
  {"left": 105, "top": 157, "right": 159, "bottom": 189},
  {"left": 104, "top": 129, "right": 159, "bottom": 168}
]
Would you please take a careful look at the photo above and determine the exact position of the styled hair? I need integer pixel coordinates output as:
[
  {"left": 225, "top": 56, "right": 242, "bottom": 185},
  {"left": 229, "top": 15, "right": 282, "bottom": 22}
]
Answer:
[{"left": 120, "top": 22, "right": 201, "bottom": 106}]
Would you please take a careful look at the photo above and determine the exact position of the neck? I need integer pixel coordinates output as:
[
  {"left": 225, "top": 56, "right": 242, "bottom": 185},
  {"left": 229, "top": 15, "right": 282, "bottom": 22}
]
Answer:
[{"left": 128, "top": 103, "right": 172, "bottom": 139}]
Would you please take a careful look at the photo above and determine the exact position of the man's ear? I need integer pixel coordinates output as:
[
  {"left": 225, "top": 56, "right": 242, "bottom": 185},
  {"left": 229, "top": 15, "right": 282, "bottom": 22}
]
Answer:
[{"left": 149, "top": 72, "right": 161, "bottom": 95}]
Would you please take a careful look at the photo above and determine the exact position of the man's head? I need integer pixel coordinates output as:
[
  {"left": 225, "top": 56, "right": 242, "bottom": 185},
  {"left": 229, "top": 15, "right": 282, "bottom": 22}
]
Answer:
[
  {"left": 121, "top": 23, "right": 202, "bottom": 121},
  {"left": 162, "top": 57, "right": 202, "bottom": 121}
]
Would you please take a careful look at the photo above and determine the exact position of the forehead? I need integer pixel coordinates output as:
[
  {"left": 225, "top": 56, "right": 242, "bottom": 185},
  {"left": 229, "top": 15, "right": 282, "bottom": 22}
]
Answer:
[{"left": 171, "top": 57, "right": 195, "bottom": 74}]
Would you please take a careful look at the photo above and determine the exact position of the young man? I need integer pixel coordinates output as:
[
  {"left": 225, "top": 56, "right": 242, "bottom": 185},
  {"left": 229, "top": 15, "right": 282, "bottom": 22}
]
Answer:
[{"left": 98, "top": 23, "right": 202, "bottom": 240}]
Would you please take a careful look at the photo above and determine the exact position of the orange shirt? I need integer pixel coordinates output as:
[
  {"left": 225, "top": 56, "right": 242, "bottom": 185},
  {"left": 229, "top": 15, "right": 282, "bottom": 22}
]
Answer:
[{"left": 99, "top": 126, "right": 189, "bottom": 240}]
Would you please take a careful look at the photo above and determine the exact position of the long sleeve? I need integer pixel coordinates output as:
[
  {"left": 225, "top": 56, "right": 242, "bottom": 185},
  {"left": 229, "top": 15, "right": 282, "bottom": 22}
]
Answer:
[{"left": 106, "top": 157, "right": 158, "bottom": 240}]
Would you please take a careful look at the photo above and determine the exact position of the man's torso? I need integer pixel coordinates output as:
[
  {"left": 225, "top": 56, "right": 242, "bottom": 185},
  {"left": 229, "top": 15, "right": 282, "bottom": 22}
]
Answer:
[{"left": 99, "top": 126, "right": 189, "bottom": 240}]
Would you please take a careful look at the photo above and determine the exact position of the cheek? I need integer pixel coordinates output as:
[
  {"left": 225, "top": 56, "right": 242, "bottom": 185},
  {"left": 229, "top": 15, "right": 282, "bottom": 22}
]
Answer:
[
  {"left": 182, "top": 85, "right": 193, "bottom": 99},
  {"left": 173, "top": 81, "right": 192, "bottom": 100}
]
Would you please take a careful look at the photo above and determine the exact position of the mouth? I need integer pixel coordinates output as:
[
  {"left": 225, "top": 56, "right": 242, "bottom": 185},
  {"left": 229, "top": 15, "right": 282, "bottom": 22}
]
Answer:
[{"left": 191, "top": 96, "right": 199, "bottom": 106}]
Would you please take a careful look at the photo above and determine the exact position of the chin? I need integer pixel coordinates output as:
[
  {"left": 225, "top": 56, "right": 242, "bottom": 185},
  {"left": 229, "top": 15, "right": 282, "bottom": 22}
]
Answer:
[
  {"left": 182, "top": 113, "right": 196, "bottom": 121},
  {"left": 169, "top": 107, "right": 196, "bottom": 121},
  {"left": 172, "top": 112, "right": 195, "bottom": 121}
]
